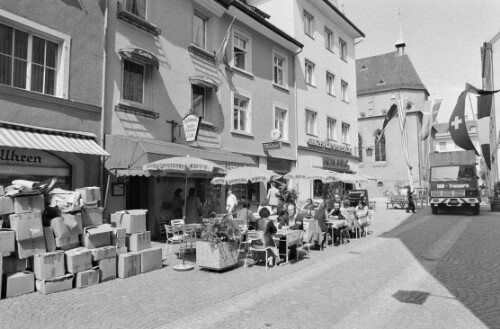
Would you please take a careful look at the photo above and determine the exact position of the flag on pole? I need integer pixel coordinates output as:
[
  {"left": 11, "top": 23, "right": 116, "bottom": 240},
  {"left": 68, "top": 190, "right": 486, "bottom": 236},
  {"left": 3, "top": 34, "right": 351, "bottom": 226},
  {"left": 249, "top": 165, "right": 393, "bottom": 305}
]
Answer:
[
  {"left": 449, "top": 90, "right": 479, "bottom": 155},
  {"left": 477, "top": 93, "right": 492, "bottom": 169},
  {"left": 396, "top": 98, "right": 413, "bottom": 172},
  {"left": 375, "top": 103, "right": 397, "bottom": 146},
  {"left": 419, "top": 99, "right": 442, "bottom": 140},
  {"left": 215, "top": 18, "right": 235, "bottom": 68}
]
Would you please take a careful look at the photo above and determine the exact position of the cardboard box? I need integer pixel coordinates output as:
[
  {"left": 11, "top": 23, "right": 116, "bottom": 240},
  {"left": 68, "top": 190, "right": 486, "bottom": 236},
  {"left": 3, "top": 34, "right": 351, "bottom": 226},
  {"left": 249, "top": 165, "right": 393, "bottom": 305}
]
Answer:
[
  {"left": 62, "top": 213, "right": 83, "bottom": 234},
  {"left": 140, "top": 247, "right": 163, "bottom": 273},
  {"left": 116, "top": 246, "right": 128, "bottom": 254},
  {"left": 33, "top": 251, "right": 65, "bottom": 280},
  {"left": 126, "top": 231, "right": 151, "bottom": 252},
  {"left": 9, "top": 211, "right": 43, "bottom": 241},
  {"left": 75, "top": 266, "right": 99, "bottom": 288},
  {"left": 81, "top": 207, "right": 103, "bottom": 227},
  {"left": 90, "top": 245, "right": 116, "bottom": 262},
  {"left": 0, "top": 229, "right": 15, "bottom": 253},
  {"left": 35, "top": 274, "right": 73, "bottom": 295},
  {"left": 76, "top": 187, "right": 101, "bottom": 204},
  {"left": 110, "top": 210, "right": 147, "bottom": 234},
  {"left": 82, "top": 226, "right": 112, "bottom": 249},
  {"left": 2, "top": 271, "right": 34, "bottom": 298},
  {"left": 117, "top": 252, "right": 141, "bottom": 279},
  {"left": 16, "top": 236, "right": 46, "bottom": 259},
  {"left": 0, "top": 196, "right": 14, "bottom": 215},
  {"left": 97, "top": 257, "right": 116, "bottom": 282},
  {"left": 3, "top": 256, "right": 26, "bottom": 274},
  {"left": 51, "top": 216, "right": 82, "bottom": 250},
  {"left": 13, "top": 194, "right": 44, "bottom": 214},
  {"left": 43, "top": 227, "right": 56, "bottom": 252},
  {"left": 65, "top": 247, "right": 92, "bottom": 274},
  {"left": 113, "top": 227, "right": 126, "bottom": 248}
]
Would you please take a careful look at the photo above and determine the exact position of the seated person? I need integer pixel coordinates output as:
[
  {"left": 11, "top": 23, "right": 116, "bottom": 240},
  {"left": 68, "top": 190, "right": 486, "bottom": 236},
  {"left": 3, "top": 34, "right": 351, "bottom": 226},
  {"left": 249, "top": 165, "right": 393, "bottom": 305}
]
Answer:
[
  {"left": 253, "top": 207, "right": 280, "bottom": 266},
  {"left": 355, "top": 197, "right": 369, "bottom": 236},
  {"left": 257, "top": 199, "right": 275, "bottom": 216},
  {"left": 277, "top": 203, "right": 304, "bottom": 230},
  {"left": 301, "top": 198, "right": 318, "bottom": 217}
]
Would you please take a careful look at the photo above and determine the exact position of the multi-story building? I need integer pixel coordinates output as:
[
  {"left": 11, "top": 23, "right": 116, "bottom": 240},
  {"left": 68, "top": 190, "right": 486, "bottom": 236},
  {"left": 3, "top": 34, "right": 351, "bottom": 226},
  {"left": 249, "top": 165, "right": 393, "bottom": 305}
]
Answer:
[
  {"left": 0, "top": 1, "right": 108, "bottom": 190},
  {"left": 356, "top": 40, "right": 432, "bottom": 196},
  {"left": 103, "top": 0, "right": 302, "bottom": 236},
  {"left": 250, "top": 0, "right": 364, "bottom": 202}
]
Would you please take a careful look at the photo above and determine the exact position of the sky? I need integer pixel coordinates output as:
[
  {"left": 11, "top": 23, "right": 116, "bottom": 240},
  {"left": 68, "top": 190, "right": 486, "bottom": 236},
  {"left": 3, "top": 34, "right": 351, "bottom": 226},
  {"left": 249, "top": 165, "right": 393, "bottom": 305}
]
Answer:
[{"left": 340, "top": 0, "right": 500, "bottom": 123}]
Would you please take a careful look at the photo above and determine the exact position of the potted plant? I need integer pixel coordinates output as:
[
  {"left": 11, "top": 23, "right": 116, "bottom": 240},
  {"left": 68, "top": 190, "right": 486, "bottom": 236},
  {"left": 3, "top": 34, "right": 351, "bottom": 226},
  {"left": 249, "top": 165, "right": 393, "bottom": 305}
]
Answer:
[
  {"left": 196, "top": 215, "right": 241, "bottom": 270},
  {"left": 490, "top": 182, "right": 500, "bottom": 212}
]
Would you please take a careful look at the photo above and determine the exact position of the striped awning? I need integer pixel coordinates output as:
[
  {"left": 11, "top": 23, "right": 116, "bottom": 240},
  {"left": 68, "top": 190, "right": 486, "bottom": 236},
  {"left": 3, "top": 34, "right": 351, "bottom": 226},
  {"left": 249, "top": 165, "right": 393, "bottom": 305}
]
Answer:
[{"left": 0, "top": 123, "right": 109, "bottom": 156}]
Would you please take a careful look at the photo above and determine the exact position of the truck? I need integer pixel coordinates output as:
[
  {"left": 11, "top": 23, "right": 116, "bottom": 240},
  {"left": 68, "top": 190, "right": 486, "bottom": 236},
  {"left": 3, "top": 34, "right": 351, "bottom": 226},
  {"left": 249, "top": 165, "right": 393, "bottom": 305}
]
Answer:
[{"left": 429, "top": 150, "right": 480, "bottom": 215}]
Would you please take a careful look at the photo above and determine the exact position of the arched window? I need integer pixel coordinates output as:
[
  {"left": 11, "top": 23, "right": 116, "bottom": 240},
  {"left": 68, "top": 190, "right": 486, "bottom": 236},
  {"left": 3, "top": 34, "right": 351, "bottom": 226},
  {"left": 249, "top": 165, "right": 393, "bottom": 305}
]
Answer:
[
  {"left": 358, "top": 134, "right": 363, "bottom": 162},
  {"left": 377, "top": 181, "right": 384, "bottom": 187},
  {"left": 374, "top": 129, "right": 386, "bottom": 162}
]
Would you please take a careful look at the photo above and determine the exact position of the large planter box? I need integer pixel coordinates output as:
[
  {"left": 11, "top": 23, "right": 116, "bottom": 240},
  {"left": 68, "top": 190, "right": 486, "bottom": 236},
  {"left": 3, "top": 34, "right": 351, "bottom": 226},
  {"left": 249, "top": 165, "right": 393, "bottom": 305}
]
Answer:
[
  {"left": 196, "top": 241, "right": 239, "bottom": 270},
  {"left": 491, "top": 198, "right": 500, "bottom": 212}
]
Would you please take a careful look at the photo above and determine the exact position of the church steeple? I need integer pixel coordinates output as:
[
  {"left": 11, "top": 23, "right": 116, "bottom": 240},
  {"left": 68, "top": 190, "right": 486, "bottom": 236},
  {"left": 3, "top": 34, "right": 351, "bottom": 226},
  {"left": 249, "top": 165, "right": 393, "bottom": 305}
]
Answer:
[{"left": 395, "top": 9, "right": 405, "bottom": 55}]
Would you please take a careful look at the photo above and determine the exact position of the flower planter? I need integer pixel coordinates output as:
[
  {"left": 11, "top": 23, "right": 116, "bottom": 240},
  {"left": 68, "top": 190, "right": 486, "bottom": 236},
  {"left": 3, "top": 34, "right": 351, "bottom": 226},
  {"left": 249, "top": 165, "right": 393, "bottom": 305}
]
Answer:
[
  {"left": 490, "top": 197, "right": 500, "bottom": 212},
  {"left": 196, "top": 240, "right": 239, "bottom": 270}
]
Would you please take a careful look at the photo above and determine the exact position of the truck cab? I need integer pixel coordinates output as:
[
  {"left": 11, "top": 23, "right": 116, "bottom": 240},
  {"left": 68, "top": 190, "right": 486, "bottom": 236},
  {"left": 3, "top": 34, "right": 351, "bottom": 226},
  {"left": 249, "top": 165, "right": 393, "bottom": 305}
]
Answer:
[{"left": 429, "top": 150, "right": 480, "bottom": 215}]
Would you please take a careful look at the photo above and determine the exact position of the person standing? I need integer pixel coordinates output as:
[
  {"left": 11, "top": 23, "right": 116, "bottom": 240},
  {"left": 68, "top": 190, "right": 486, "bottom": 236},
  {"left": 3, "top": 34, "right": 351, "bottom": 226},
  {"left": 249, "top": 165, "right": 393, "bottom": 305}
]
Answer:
[
  {"left": 185, "top": 188, "right": 202, "bottom": 224},
  {"left": 406, "top": 186, "right": 416, "bottom": 213},
  {"left": 266, "top": 182, "right": 280, "bottom": 212},
  {"left": 226, "top": 188, "right": 238, "bottom": 214},
  {"left": 171, "top": 188, "right": 184, "bottom": 219}
]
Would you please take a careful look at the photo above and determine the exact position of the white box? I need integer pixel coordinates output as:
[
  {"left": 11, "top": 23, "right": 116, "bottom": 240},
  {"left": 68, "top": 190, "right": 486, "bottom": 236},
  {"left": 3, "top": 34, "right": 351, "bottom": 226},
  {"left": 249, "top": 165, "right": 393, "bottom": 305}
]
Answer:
[
  {"left": 110, "top": 210, "right": 147, "bottom": 234},
  {"left": 89, "top": 245, "right": 116, "bottom": 262},
  {"left": 35, "top": 274, "right": 73, "bottom": 295},
  {"left": 97, "top": 257, "right": 116, "bottom": 282},
  {"left": 64, "top": 247, "right": 92, "bottom": 274},
  {"left": 126, "top": 231, "right": 151, "bottom": 252},
  {"left": 74, "top": 266, "right": 99, "bottom": 288},
  {"left": 76, "top": 187, "right": 101, "bottom": 204},
  {"left": 140, "top": 247, "right": 163, "bottom": 273},
  {"left": 13, "top": 195, "right": 44, "bottom": 214},
  {"left": 9, "top": 211, "right": 43, "bottom": 241},
  {"left": 3, "top": 271, "right": 34, "bottom": 298},
  {"left": 33, "top": 251, "right": 65, "bottom": 280}
]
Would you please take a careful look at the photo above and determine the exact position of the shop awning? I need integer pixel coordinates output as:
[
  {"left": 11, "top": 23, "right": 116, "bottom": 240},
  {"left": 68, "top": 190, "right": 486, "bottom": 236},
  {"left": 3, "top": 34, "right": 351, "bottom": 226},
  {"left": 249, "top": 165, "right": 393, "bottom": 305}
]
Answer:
[
  {"left": 118, "top": 46, "right": 159, "bottom": 70},
  {"left": 189, "top": 74, "right": 220, "bottom": 91},
  {"left": 0, "top": 122, "right": 109, "bottom": 156},
  {"left": 106, "top": 134, "right": 257, "bottom": 176},
  {"left": 189, "top": 49, "right": 221, "bottom": 91}
]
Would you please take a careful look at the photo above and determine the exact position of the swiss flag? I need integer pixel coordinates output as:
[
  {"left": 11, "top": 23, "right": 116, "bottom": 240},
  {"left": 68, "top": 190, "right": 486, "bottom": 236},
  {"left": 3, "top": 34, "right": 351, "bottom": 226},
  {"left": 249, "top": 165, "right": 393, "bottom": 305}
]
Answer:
[{"left": 449, "top": 90, "right": 479, "bottom": 155}]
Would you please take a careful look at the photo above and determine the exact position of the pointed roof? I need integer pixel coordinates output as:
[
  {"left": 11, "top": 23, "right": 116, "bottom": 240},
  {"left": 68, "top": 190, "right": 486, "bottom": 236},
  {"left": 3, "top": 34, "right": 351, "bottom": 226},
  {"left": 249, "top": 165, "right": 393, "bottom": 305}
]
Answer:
[{"left": 356, "top": 51, "right": 428, "bottom": 96}]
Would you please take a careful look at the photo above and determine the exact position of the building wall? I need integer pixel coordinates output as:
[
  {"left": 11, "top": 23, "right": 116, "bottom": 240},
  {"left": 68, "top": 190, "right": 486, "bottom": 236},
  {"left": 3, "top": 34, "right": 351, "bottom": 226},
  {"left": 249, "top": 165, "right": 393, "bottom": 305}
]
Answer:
[{"left": 489, "top": 36, "right": 500, "bottom": 185}]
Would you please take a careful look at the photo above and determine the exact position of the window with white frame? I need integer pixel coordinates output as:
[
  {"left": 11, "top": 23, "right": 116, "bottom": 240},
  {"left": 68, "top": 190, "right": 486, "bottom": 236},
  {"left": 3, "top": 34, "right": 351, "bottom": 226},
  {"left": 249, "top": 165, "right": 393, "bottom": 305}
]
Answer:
[
  {"left": 325, "top": 27, "right": 334, "bottom": 51},
  {"left": 124, "top": 0, "right": 146, "bottom": 19},
  {"left": 305, "top": 60, "right": 315, "bottom": 86},
  {"left": 341, "top": 80, "right": 349, "bottom": 102},
  {"left": 327, "top": 117, "right": 337, "bottom": 140},
  {"left": 233, "top": 94, "right": 251, "bottom": 133},
  {"left": 339, "top": 38, "right": 347, "bottom": 60},
  {"left": 326, "top": 72, "right": 335, "bottom": 96},
  {"left": 342, "top": 123, "right": 350, "bottom": 144},
  {"left": 193, "top": 11, "right": 207, "bottom": 50},
  {"left": 123, "top": 59, "right": 145, "bottom": 103},
  {"left": 273, "top": 51, "right": 286, "bottom": 87},
  {"left": 305, "top": 110, "right": 317, "bottom": 136},
  {"left": 233, "top": 31, "right": 250, "bottom": 71},
  {"left": 191, "top": 84, "right": 206, "bottom": 118},
  {"left": 0, "top": 23, "right": 59, "bottom": 95},
  {"left": 274, "top": 106, "right": 288, "bottom": 141},
  {"left": 303, "top": 10, "right": 314, "bottom": 37}
]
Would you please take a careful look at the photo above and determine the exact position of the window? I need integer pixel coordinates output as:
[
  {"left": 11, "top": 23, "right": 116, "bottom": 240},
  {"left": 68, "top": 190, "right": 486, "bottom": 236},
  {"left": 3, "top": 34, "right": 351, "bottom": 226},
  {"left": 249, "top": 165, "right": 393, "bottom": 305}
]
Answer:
[
  {"left": 305, "top": 110, "right": 317, "bottom": 136},
  {"left": 339, "top": 38, "right": 347, "bottom": 60},
  {"left": 439, "top": 141, "right": 447, "bottom": 151},
  {"left": 303, "top": 10, "right": 314, "bottom": 37},
  {"left": 233, "top": 94, "right": 251, "bottom": 133},
  {"left": 123, "top": 60, "right": 144, "bottom": 103},
  {"left": 326, "top": 72, "right": 335, "bottom": 95},
  {"left": 341, "top": 80, "right": 349, "bottom": 102},
  {"left": 274, "top": 107, "right": 288, "bottom": 140},
  {"left": 342, "top": 123, "right": 350, "bottom": 144},
  {"left": 325, "top": 27, "right": 334, "bottom": 51},
  {"left": 273, "top": 51, "right": 286, "bottom": 87},
  {"left": 313, "top": 180, "right": 323, "bottom": 198},
  {"left": 374, "top": 130, "right": 386, "bottom": 162},
  {"left": 305, "top": 60, "right": 315, "bottom": 86},
  {"left": 233, "top": 31, "right": 251, "bottom": 72},
  {"left": 358, "top": 134, "right": 363, "bottom": 162},
  {"left": 327, "top": 117, "right": 337, "bottom": 140},
  {"left": 124, "top": 0, "right": 146, "bottom": 19},
  {"left": 193, "top": 12, "right": 207, "bottom": 50},
  {"left": 191, "top": 85, "right": 206, "bottom": 118},
  {"left": 0, "top": 23, "right": 58, "bottom": 95}
]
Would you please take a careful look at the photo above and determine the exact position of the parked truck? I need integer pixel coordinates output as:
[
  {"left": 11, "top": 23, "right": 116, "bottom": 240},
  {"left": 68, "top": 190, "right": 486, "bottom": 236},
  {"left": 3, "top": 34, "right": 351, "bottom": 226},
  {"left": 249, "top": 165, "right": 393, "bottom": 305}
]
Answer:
[{"left": 429, "top": 150, "right": 480, "bottom": 215}]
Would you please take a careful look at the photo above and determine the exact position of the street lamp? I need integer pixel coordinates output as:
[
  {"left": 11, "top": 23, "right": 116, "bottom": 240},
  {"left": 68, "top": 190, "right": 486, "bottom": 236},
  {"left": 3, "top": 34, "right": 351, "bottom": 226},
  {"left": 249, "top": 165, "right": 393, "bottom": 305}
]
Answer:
[{"left": 366, "top": 147, "right": 374, "bottom": 157}]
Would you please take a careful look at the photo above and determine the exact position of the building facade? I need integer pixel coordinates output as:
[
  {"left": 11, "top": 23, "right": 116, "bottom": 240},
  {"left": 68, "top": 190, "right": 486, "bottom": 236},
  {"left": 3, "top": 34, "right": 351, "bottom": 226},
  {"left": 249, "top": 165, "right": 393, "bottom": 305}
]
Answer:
[
  {"left": 102, "top": 0, "right": 302, "bottom": 236},
  {"left": 0, "top": 1, "right": 107, "bottom": 190},
  {"left": 356, "top": 41, "right": 432, "bottom": 196},
  {"left": 251, "top": 0, "right": 364, "bottom": 202}
]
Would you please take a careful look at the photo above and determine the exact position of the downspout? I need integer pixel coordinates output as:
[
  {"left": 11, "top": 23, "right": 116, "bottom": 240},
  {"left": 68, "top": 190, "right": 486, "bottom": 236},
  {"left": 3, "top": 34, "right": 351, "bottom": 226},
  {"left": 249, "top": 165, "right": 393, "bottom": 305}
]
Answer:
[
  {"left": 100, "top": 0, "right": 109, "bottom": 199},
  {"left": 292, "top": 46, "right": 303, "bottom": 169}
]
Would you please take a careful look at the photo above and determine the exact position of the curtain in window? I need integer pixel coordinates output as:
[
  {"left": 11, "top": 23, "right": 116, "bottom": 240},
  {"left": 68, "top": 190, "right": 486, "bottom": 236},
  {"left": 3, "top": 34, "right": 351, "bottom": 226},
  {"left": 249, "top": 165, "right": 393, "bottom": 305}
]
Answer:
[
  {"left": 123, "top": 60, "right": 144, "bottom": 103},
  {"left": 375, "top": 130, "right": 386, "bottom": 162},
  {"left": 126, "top": 0, "right": 146, "bottom": 19},
  {"left": 193, "top": 14, "right": 205, "bottom": 48},
  {"left": 192, "top": 85, "right": 205, "bottom": 117}
]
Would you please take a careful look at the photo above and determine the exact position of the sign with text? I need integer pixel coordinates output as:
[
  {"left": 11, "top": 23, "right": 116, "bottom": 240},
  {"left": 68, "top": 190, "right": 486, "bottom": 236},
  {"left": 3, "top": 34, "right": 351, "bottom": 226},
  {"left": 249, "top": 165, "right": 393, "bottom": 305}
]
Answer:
[
  {"left": 263, "top": 141, "right": 281, "bottom": 150},
  {"left": 307, "top": 137, "right": 352, "bottom": 154},
  {"left": 182, "top": 114, "right": 202, "bottom": 142},
  {"left": 322, "top": 155, "right": 349, "bottom": 171}
]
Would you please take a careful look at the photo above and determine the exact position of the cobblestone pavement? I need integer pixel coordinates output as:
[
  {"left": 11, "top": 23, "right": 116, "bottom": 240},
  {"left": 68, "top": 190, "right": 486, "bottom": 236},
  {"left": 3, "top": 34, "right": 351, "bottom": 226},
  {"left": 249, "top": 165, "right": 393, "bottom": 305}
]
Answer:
[{"left": 1, "top": 200, "right": 499, "bottom": 329}]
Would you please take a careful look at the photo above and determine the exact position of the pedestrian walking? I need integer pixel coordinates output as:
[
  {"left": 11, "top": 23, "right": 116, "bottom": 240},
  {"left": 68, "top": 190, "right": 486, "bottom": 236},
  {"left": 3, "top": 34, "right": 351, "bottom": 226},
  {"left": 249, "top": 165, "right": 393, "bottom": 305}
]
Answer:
[{"left": 266, "top": 182, "right": 280, "bottom": 212}]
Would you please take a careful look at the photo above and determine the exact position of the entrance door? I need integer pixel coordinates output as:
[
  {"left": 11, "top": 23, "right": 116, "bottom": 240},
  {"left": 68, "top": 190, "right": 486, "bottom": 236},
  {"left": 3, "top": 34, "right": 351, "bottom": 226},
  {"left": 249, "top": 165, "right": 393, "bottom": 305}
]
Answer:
[{"left": 126, "top": 176, "right": 149, "bottom": 210}]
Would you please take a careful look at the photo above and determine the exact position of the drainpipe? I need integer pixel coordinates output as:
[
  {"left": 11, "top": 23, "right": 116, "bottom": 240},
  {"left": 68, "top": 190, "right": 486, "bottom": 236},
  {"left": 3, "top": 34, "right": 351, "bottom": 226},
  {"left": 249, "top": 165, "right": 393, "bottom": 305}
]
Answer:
[
  {"left": 292, "top": 46, "right": 303, "bottom": 169},
  {"left": 100, "top": 0, "right": 109, "bottom": 192}
]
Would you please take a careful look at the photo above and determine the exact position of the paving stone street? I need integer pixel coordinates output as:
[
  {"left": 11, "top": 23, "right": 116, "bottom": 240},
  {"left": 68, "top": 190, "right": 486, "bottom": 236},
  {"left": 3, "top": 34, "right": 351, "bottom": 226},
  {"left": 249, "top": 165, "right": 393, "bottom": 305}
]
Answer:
[{"left": 1, "top": 199, "right": 500, "bottom": 329}]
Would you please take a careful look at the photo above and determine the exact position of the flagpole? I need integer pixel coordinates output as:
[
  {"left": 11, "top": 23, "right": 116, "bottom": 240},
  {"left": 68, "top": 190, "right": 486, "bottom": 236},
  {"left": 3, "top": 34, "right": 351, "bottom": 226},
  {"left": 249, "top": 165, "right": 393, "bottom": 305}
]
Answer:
[{"left": 215, "top": 17, "right": 236, "bottom": 58}]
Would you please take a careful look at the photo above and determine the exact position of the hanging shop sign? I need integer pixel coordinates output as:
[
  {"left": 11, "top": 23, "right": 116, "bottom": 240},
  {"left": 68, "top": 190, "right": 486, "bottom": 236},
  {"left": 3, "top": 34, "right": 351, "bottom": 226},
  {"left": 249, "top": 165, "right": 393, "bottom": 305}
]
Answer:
[
  {"left": 263, "top": 141, "right": 281, "bottom": 150},
  {"left": 322, "top": 155, "right": 349, "bottom": 171},
  {"left": 182, "top": 114, "right": 202, "bottom": 142},
  {"left": 307, "top": 137, "right": 352, "bottom": 154}
]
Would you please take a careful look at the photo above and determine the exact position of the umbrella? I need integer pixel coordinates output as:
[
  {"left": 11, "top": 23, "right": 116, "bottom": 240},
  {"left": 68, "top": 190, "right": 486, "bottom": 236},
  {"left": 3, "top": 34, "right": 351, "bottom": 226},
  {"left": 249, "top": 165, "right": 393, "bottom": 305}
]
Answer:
[{"left": 211, "top": 167, "right": 280, "bottom": 186}]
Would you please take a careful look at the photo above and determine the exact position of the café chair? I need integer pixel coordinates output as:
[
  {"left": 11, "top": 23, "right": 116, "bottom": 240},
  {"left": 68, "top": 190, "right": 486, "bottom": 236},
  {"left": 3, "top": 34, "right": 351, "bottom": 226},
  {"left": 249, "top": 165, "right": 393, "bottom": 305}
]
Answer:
[
  {"left": 237, "top": 225, "right": 250, "bottom": 254},
  {"left": 157, "top": 216, "right": 170, "bottom": 239},
  {"left": 181, "top": 224, "right": 197, "bottom": 254},
  {"left": 164, "top": 224, "right": 185, "bottom": 257},
  {"left": 171, "top": 219, "right": 185, "bottom": 227},
  {"left": 339, "top": 227, "right": 351, "bottom": 244},
  {"left": 245, "top": 230, "right": 276, "bottom": 271},
  {"left": 298, "top": 230, "right": 312, "bottom": 258}
]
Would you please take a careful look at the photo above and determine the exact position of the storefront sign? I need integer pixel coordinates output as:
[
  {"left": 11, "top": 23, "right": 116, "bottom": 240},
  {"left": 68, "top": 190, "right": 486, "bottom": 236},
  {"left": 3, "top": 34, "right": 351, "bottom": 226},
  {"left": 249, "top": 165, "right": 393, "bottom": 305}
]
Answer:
[
  {"left": 322, "top": 156, "right": 349, "bottom": 171},
  {"left": 267, "top": 158, "right": 292, "bottom": 174},
  {"left": 182, "top": 114, "right": 202, "bottom": 142},
  {"left": 0, "top": 148, "right": 42, "bottom": 163},
  {"left": 307, "top": 137, "right": 352, "bottom": 154},
  {"left": 263, "top": 141, "right": 281, "bottom": 150}
]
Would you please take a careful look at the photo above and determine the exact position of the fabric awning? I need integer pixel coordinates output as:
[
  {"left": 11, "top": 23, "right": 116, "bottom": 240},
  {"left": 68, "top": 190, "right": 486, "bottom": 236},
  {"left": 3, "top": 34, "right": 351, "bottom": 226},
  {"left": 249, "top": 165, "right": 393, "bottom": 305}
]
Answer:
[
  {"left": 189, "top": 74, "right": 220, "bottom": 91},
  {"left": 118, "top": 46, "right": 159, "bottom": 70},
  {"left": 0, "top": 122, "right": 109, "bottom": 156},
  {"left": 106, "top": 134, "right": 257, "bottom": 176}
]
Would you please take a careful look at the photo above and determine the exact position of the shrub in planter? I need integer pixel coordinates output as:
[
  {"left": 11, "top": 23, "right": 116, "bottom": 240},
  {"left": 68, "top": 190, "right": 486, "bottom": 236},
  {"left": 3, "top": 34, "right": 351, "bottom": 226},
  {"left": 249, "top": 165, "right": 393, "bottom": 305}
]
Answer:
[{"left": 490, "top": 182, "right": 500, "bottom": 212}]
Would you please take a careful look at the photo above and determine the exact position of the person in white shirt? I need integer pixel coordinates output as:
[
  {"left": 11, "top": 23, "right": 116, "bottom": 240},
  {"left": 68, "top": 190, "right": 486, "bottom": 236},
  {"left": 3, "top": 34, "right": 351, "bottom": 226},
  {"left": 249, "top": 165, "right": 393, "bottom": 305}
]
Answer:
[
  {"left": 266, "top": 183, "right": 280, "bottom": 212},
  {"left": 226, "top": 188, "right": 238, "bottom": 214}
]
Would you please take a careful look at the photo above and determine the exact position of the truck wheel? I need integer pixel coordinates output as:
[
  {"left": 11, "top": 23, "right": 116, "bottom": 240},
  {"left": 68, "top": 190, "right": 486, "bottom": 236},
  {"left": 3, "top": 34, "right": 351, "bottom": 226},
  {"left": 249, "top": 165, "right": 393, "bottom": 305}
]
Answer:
[
  {"left": 472, "top": 205, "right": 480, "bottom": 215},
  {"left": 431, "top": 206, "right": 438, "bottom": 215}
]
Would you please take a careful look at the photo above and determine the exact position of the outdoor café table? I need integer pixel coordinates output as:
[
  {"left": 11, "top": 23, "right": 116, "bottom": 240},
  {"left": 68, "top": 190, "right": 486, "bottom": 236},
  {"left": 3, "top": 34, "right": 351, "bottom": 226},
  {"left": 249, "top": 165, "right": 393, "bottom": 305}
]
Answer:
[
  {"left": 326, "top": 216, "right": 349, "bottom": 246},
  {"left": 303, "top": 219, "right": 323, "bottom": 247},
  {"left": 273, "top": 229, "right": 303, "bottom": 264}
]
